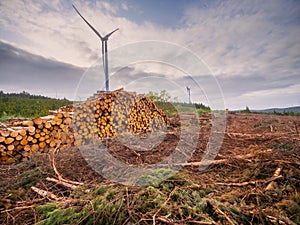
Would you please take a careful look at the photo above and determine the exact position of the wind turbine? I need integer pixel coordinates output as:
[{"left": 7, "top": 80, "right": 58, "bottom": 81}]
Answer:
[
  {"left": 72, "top": 4, "right": 119, "bottom": 92},
  {"left": 186, "top": 86, "right": 191, "bottom": 104}
]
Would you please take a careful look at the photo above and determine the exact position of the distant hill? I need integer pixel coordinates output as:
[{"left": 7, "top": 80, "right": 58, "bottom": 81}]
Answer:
[
  {"left": 254, "top": 106, "right": 300, "bottom": 114},
  {"left": 234, "top": 106, "right": 300, "bottom": 115}
]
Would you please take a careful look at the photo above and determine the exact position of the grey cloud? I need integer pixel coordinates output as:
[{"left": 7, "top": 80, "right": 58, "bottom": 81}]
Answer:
[
  {"left": 216, "top": 74, "right": 300, "bottom": 109},
  {"left": 0, "top": 0, "right": 299, "bottom": 109},
  {"left": 0, "top": 41, "right": 84, "bottom": 99},
  {"left": 0, "top": 40, "right": 298, "bottom": 109}
]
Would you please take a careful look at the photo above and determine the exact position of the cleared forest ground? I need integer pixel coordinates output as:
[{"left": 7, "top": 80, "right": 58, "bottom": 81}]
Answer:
[{"left": 0, "top": 113, "right": 299, "bottom": 224}]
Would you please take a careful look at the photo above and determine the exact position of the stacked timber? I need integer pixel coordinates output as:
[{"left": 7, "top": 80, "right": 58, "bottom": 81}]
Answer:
[
  {"left": 0, "top": 88, "right": 167, "bottom": 163},
  {"left": 73, "top": 89, "right": 167, "bottom": 145},
  {"left": 0, "top": 109, "right": 74, "bottom": 163}
]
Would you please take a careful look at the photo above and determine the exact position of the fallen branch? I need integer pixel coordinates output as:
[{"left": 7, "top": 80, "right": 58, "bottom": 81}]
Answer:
[
  {"left": 152, "top": 187, "right": 177, "bottom": 225},
  {"left": 15, "top": 198, "right": 45, "bottom": 206},
  {"left": 201, "top": 198, "right": 235, "bottom": 225},
  {"left": 216, "top": 180, "right": 258, "bottom": 187},
  {"left": 265, "top": 175, "right": 284, "bottom": 184},
  {"left": 265, "top": 166, "right": 283, "bottom": 191},
  {"left": 265, "top": 214, "right": 297, "bottom": 225},
  {"left": 31, "top": 186, "right": 84, "bottom": 209},
  {"left": 46, "top": 177, "right": 90, "bottom": 193},
  {"left": 265, "top": 215, "right": 286, "bottom": 225},
  {"left": 216, "top": 175, "right": 283, "bottom": 187},
  {"left": 272, "top": 167, "right": 282, "bottom": 177},
  {"left": 178, "top": 149, "right": 273, "bottom": 167},
  {"left": 179, "top": 159, "right": 228, "bottom": 167},
  {"left": 225, "top": 132, "right": 300, "bottom": 140},
  {"left": 155, "top": 217, "right": 174, "bottom": 224},
  {"left": 214, "top": 206, "right": 235, "bottom": 225},
  {"left": 0, "top": 205, "right": 35, "bottom": 214},
  {"left": 31, "top": 186, "right": 60, "bottom": 201},
  {"left": 186, "top": 220, "right": 216, "bottom": 225},
  {"left": 49, "top": 146, "right": 84, "bottom": 186},
  {"left": 124, "top": 186, "right": 134, "bottom": 223}
]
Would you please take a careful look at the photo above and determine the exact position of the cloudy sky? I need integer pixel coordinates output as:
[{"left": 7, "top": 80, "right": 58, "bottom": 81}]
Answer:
[{"left": 0, "top": 0, "right": 299, "bottom": 110}]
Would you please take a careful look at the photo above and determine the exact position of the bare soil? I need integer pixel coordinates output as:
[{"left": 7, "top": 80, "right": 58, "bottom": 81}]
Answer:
[{"left": 0, "top": 113, "right": 299, "bottom": 224}]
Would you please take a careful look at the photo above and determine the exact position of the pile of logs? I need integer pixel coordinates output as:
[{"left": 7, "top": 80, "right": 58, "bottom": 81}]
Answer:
[
  {"left": 0, "top": 108, "right": 74, "bottom": 163},
  {"left": 73, "top": 88, "right": 167, "bottom": 145},
  {"left": 0, "top": 89, "right": 167, "bottom": 163}
]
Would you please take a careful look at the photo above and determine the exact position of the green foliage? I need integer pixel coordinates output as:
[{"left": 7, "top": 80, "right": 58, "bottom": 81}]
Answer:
[
  {"left": 36, "top": 186, "right": 127, "bottom": 225},
  {"left": 241, "top": 106, "right": 251, "bottom": 113},
  {"left": 35, "top": 172, "right": 221, "bottom": 224},
  {"left": 146, "top": 90, "right": 210, "bottom": 116},
  {"left": 137, "top": 168, "right": 176, "bottom": 186},
  {"left": 18, "top": 167, "right": 45, "bottom": 189},
  {"left": 0, "top": 90, "right": 71, "bottom": 120},
  {"left": 272, "top": 110, "right": 300, "bottom": 116},
  {"left": 147, "top": 90, "right": 172, "bottom": 103},
  {"left": 36, "top": 203, "right": 58, "bottom": 219},
  {"left": 2, "top": 167, "right": 45, "bottom": 194},
  {"left": 147, "top": 90, "right": 176, "bottom": 116},
  {"left": 1, "top": 167, "right": 46, "bottom": 203},
  {"left": 37, "top": 204, "right": 85, "bottom": 225},
  {"left": 16, "top": 168, "right": 298, "bottom": 224},
  {"left": 0, "top": 111, "right": 17, "bottom": 122}
]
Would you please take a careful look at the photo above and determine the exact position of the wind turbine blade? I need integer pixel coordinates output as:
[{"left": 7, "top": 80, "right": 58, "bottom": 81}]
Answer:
[
  {"left": 72, "top": 4, "right": 103, "bottom": 40},
  {"left": 104, "top": 28, "right": 119, "bottom": 39}
]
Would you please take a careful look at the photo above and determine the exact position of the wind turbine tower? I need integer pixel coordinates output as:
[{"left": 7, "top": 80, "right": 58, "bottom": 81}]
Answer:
[
  {"left": 73, "top": 4, "right": 118, "bottom": 92},
  {"left": 186, "top": 86, "right": 191, "bottom": 104}
]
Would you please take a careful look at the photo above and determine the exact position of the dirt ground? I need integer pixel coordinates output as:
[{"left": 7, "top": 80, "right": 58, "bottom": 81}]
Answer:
[{"left": 0, "top": 113, "right": 299, "bottom": 224}]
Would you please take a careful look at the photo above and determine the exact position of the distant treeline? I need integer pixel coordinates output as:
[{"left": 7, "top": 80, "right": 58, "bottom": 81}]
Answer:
[
  {"left": 173, "top": 102, "right": 210, "bottom": 110},
  {"left": 240, "top": 106, "right": 300, "bottom": 116},
  {"left": 0, "top": 91, "right": 72, "bottom": 120},
  {"left": 247, "top": 110, "right": 300, "bottom": 116}
]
